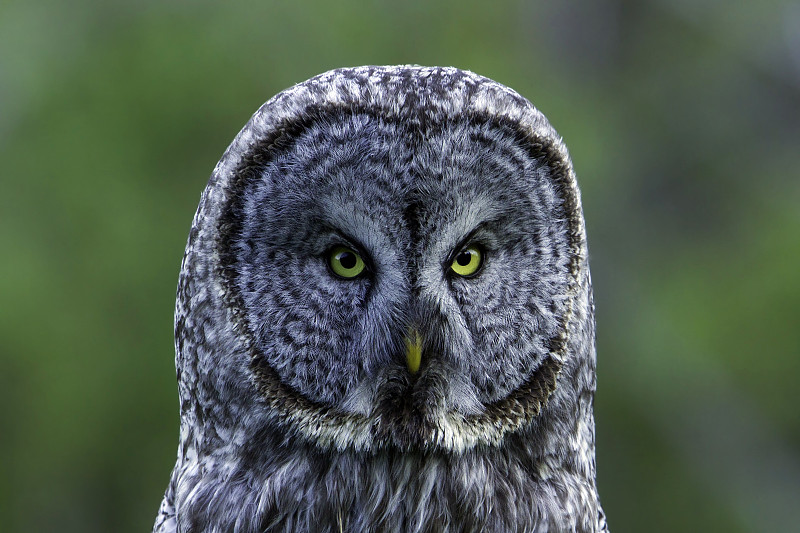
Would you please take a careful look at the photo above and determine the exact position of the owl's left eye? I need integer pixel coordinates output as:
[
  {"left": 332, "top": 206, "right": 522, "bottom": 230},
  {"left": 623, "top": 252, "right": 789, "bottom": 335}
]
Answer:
[
  {"left": 328, "top": 246, "right": 366, "bottom": 279},
  {"left": 449, "top": 244, "right": 484, "bottom": 277}
]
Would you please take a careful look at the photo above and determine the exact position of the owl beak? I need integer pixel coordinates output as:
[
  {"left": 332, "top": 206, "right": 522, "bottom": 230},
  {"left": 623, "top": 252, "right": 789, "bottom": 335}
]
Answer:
[{"left": 405, "top": 329, "right": 422, "bottom": 374}]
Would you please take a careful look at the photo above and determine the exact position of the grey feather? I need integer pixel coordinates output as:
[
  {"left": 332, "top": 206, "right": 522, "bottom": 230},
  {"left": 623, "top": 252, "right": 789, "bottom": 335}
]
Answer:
[{"left": 154, "top": 65, "right": 608, "bottom": 533}]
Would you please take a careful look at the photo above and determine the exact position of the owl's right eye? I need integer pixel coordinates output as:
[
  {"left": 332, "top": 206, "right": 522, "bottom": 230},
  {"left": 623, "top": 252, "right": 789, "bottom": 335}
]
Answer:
[{"left": 328, "top": 246, "right": 366, "bottom": 279}]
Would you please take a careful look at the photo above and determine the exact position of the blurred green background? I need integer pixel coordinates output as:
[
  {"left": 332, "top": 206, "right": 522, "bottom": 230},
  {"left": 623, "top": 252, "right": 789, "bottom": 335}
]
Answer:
[{"left": 2, "top": 0, "right": 799, "bottom": 531}]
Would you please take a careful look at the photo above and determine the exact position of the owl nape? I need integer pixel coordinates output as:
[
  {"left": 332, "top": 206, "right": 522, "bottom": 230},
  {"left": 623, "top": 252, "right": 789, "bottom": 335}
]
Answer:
[{"left": 154, "top": 66, "right": 608, "bottom": 533}]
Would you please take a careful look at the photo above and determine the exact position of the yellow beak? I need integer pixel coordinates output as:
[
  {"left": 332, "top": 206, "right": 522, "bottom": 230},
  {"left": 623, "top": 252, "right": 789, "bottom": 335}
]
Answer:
[{"left": 405, "top": 329, "right": 422, "bottom": 374}]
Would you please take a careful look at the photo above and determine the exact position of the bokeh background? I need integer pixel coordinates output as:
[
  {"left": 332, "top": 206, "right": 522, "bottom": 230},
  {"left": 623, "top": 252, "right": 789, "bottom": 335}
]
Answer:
[{"left": 2, "top": 1, "right": 799, "bottom": 531}]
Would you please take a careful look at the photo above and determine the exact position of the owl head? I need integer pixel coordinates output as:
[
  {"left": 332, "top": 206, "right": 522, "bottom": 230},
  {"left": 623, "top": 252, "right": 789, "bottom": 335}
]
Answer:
[
  {"left": 172, "top": 66, "right": 594, "bottom": 458},
  {"left": 159, "top": 69, "right": 604, "bottom": 533}
]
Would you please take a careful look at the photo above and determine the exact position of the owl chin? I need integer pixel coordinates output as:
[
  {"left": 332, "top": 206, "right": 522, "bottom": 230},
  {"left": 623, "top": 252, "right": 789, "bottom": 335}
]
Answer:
[{"left": 250, "top": 339, "right": 562, "bottom": 453}]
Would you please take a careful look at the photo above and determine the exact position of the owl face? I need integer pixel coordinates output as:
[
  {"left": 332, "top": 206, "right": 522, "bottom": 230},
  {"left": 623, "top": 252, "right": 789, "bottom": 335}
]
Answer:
[{"left": 224, "top": 108, "right": 573, "bottom": 450}]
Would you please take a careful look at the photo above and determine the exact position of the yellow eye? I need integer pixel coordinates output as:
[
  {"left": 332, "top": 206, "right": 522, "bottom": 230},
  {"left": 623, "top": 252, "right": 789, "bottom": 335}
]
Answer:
[
  {"left": 450, "top": 245, "right": 483, "bottom": 277},
  {"left": 329, "top": 246, "right": 366, "bottom": 278}
]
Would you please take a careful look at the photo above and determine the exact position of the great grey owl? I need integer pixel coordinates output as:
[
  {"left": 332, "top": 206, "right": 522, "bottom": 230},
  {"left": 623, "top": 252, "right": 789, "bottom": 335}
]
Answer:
[{"left": 154, "top": 65, "right": 607, "bottom": 533}]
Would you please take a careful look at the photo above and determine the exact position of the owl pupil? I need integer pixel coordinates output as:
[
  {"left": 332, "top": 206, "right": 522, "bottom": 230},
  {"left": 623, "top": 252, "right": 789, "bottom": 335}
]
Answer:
[
  {"left": 456, "top": 251, "right": 472, "bottom": 266},
  {"left": 339, "top": 252, "right": 357, "bottom": 269}
]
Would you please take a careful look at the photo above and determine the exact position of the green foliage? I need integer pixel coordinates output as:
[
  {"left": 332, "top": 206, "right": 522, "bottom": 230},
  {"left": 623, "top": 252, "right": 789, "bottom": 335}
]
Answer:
[{"left": 2, "top": 1, "right": 798, "bottom": 531}]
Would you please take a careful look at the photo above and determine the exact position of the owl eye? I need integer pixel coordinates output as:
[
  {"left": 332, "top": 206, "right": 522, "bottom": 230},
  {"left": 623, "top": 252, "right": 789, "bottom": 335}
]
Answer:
[
  {"left": 449, "top": 244, "right": 483, "bottom": 277},
  {"left": 328, "top": 246, "right": 366, "bottom": 279}
]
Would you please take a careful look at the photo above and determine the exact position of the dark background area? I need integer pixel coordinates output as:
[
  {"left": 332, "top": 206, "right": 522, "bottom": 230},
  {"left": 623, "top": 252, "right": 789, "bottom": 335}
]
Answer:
[{"left": 2, "top": 1, "right": 799, "bottom": 531}]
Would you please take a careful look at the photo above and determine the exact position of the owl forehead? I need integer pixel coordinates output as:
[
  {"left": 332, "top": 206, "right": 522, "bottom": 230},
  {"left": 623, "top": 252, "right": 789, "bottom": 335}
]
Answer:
[{"left": 246, "top": 110, "right": 544, "bottom": 245}]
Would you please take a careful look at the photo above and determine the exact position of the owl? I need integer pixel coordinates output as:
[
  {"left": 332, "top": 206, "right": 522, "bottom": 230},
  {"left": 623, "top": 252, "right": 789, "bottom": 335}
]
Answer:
[{"left": 154, "top": 66, "right": 607, "bottom": 533}]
